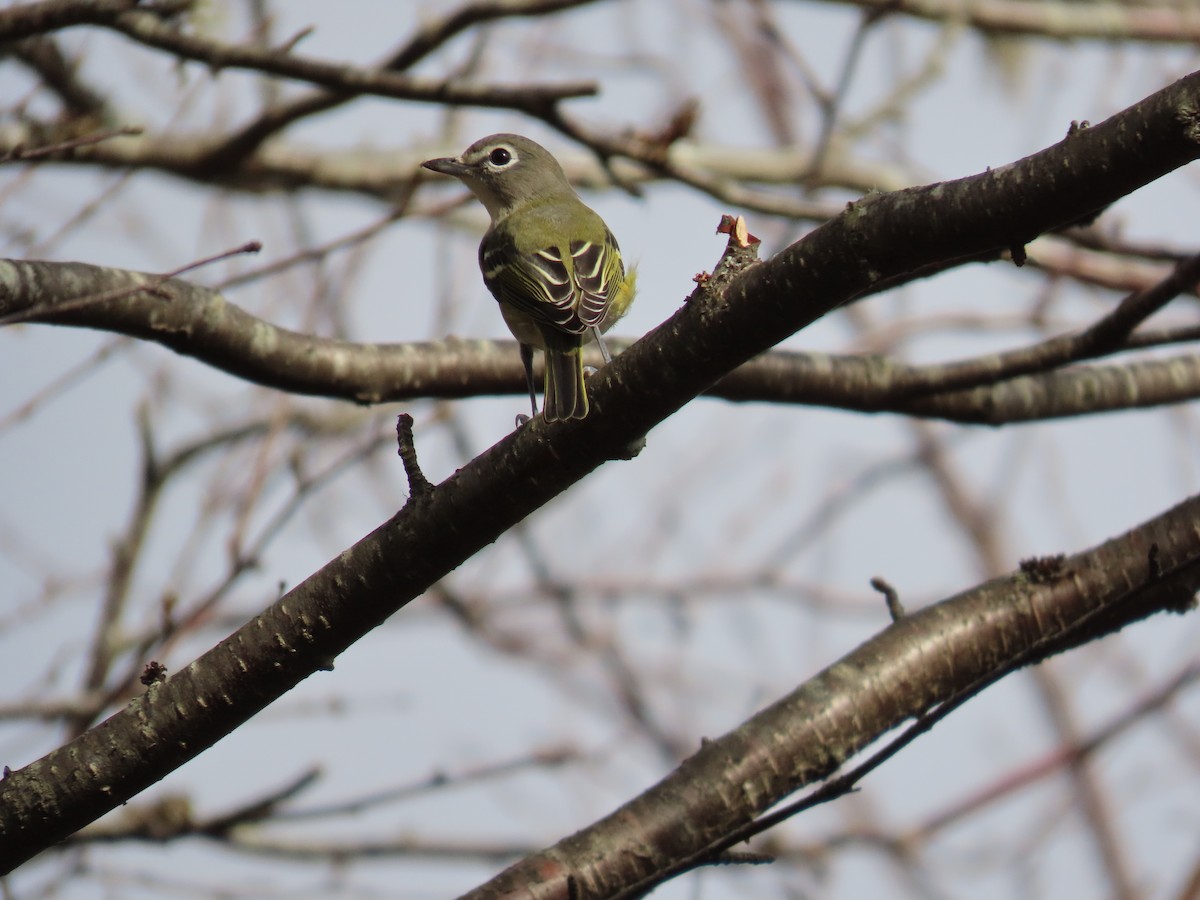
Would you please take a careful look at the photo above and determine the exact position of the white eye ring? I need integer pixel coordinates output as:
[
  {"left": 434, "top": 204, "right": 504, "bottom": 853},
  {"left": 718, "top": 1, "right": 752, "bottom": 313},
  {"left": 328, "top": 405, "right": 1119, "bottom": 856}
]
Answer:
[{"left": 487, "top": 146, "right": 515, "bottom": 167}]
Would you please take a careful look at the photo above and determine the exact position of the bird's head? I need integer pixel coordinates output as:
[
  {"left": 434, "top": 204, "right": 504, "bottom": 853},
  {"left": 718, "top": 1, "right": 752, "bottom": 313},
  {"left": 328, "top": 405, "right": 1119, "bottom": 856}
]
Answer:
[{"left": 422, "top": 133, "right": 573, "bottom": 220}]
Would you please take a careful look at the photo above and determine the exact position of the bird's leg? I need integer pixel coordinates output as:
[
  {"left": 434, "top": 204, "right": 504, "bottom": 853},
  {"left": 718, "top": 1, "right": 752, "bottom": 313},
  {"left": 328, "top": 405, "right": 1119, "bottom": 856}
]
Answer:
[
  {"left": 516, "top": 342, "right": 539, "bottom": 426},
  {"left": 591, "top": 325, "right": 613, "bottom": 364},
  {"left": 583, "top": 326, "right": 613, "bottom": 380}
]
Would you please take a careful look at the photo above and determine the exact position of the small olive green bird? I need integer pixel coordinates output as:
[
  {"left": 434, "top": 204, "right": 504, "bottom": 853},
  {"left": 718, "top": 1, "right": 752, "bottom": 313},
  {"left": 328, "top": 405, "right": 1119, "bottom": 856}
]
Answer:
[{"left": 422, "top": 134, "right": 636, "bottom": 422}]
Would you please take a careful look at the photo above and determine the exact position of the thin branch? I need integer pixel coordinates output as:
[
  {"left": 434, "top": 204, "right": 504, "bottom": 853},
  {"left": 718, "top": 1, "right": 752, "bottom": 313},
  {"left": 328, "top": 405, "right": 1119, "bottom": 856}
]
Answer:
[
  {"left": 810, "top": 0, "right": 1200, "bottom": 43},
  {"left": 108, "top": 7, "right": 594, "bottom": 112},
  {"left": 4, "top": 34, "right": 111, "bottom": 116},
  {"left": 0, "top": 126, "right": 143, "bottom": 163},
  {"left": 203, "top": 0, "right": 606, "bottom": 167},
  {"left": 806, "top": 6, "right": 880, "bottom": 178}
]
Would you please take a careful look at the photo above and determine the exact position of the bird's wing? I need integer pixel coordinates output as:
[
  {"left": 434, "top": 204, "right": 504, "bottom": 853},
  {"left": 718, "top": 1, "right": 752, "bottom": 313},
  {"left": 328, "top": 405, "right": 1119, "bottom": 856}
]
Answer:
[{"left": 481, "top": 229, "right": 623, "bottom": 336}]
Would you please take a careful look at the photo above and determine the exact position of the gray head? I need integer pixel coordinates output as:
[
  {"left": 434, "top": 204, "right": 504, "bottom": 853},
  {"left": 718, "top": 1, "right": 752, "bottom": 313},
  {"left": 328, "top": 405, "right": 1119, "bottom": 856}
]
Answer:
[{"left": 421, "top": 133, "right": 574, "bottom": 219}]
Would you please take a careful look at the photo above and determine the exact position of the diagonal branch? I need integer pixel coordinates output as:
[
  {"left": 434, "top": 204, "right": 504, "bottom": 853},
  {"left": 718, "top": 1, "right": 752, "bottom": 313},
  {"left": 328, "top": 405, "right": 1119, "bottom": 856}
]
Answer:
[
  {"left": 2, "top": 66, "right": 1200, "bottom": 875},
  {"left": 468, "top": 496, "right": 1200, "bottom": 899}
]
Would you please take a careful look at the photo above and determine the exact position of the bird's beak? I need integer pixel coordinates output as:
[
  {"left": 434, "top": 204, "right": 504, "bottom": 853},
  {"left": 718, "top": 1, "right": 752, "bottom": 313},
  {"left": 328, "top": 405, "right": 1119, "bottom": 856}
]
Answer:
[{"left": 422, "top": 156, "right": 469, "bottom": 177}]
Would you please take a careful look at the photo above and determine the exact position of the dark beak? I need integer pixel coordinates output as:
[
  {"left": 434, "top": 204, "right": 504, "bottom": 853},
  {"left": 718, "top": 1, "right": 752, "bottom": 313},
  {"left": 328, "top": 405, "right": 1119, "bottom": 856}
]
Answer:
[{"left": 421, "top": 156, "right": 468, "bottom": 177}]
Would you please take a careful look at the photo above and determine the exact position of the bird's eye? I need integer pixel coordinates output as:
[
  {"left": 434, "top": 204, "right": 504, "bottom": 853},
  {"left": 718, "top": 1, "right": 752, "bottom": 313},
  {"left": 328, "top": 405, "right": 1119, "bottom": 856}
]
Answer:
[{"left": 488, "top": 147, "right": 513, "bottom": 166}]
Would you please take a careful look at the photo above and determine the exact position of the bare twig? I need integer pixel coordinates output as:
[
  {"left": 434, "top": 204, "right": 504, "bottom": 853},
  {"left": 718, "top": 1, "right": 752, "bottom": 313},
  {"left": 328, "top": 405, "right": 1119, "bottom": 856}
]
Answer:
[
  {"left": 396, "top": 413, "right": 433, "bottom": 501},
  {"left": 0, "top": 125, "right": 143, "bottom": 163}
]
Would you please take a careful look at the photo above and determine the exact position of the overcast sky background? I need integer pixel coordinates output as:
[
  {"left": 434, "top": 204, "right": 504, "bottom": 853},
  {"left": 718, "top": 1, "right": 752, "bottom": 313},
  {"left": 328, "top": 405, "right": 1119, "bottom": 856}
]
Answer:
[{"left": 2, "top": 2, "right": 1199, "bottom": 897}]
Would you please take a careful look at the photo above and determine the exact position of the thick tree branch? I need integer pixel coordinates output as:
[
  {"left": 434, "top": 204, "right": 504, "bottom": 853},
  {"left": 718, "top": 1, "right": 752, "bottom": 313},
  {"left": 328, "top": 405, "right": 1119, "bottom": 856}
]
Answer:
[
  {"left": 5, "top": 248, "right": 1200, "bottom": 424},
  {"left": 466, "top": 495, "right": 1200, "bottom": 899},
  {"left": 2, "top": 67, "right": 1200, "bottom": 875},
  {"left": 0, "top": 0, "right": 172, "bottom": 43},
  {"left": 6, "top": 256, "right": 1200, "bottom": 423}
]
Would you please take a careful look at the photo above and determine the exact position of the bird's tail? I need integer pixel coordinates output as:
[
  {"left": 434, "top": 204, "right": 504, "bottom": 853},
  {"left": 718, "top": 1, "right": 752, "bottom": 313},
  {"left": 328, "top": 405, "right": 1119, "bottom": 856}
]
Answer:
[{"left": 542, "top": 346, "right": 588, "bottom": 422}]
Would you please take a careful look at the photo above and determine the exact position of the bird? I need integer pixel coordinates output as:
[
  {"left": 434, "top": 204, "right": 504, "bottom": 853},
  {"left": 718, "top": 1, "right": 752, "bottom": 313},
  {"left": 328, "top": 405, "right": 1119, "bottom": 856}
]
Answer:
[{"left": 422, "top": 133, "right": 636, "bottom": 423}]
